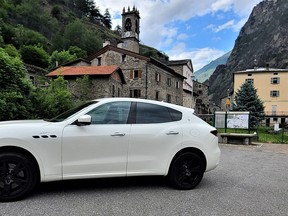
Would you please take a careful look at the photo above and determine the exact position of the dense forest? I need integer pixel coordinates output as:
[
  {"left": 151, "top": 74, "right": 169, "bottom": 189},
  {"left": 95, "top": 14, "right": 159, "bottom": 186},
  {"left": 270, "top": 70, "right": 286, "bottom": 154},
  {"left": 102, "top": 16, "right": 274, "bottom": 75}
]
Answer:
[{"left": 0, "top": 0, "right": 168, "bottom": 121}]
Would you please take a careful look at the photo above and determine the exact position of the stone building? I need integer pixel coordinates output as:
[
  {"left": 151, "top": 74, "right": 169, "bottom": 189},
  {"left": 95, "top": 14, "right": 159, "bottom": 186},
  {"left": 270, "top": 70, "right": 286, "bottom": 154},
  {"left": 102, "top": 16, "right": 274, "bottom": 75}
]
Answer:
[
  {"left": 46, "top": 65, "right": 126, "bottom": 99},
  {"left": 167, "top": 60, "right": 194, "bottom": 107},
  {"left": 85, "top": 6, "right": 185, "bottom": 105},
  {"left": 48, "top": 6, "right": 191, "bottom": 106},
  {"left": 193, "top": 80, "right": 209, "bottom": 114}
]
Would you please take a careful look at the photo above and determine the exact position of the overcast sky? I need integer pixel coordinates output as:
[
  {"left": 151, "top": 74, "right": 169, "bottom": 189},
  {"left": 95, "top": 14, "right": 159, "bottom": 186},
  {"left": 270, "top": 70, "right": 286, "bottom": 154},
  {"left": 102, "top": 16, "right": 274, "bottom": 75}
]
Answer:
[{"left": 95, "top": 0, "right": 263, "bottom": 71}]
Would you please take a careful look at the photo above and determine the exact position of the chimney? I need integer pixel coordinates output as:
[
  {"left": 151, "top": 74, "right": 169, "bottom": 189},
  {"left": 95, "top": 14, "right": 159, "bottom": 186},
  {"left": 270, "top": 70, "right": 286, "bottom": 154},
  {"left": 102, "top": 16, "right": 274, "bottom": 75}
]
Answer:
[{"left": 266, "top": 63, "right": 270, "bottom": 70}]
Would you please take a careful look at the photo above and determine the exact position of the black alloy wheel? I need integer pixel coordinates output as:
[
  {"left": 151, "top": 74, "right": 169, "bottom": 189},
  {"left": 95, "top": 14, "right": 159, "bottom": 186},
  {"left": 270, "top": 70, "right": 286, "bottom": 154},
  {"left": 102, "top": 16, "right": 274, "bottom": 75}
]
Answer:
[
  {"left": 169, "top": 152, "right": 204, "bottom": 190},
  {"left": 0, "top": 153, "right": 37, "bottom": 202}
]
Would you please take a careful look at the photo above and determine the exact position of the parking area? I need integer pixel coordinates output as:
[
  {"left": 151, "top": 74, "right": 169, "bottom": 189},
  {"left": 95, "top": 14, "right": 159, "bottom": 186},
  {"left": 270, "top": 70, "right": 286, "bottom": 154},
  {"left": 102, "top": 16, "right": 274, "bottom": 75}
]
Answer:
[{"left": 1, "top": 143, "right": 288, "bottom": 216}]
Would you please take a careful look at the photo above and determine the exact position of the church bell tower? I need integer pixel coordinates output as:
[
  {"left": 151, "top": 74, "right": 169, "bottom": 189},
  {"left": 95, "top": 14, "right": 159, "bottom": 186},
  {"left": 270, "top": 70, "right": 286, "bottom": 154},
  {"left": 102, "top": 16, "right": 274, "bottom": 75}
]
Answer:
[{"left": 121, "top": 6, "right": 140, "bottom": 53}]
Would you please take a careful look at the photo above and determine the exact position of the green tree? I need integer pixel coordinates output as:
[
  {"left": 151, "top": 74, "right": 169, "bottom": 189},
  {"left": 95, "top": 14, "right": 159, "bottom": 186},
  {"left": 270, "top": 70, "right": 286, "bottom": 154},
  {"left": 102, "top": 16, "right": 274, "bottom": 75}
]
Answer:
[
  {"left": 62, "top": 19, "right": 102, "bottom": 55},
  {"left": 13, "top": 25, "right": 49, "bottom": 49},
  {"left": 102, "top": 8, "right": 112, "bottom": 29},
  {"left": 49, "top": 50, "right": 77, "bottom": 69},
  {"left": 232, "top": 81, "right": 265, "bottom": 128},
  {"left": 20, "top": 45, "right": 49, "bottom": 68},
  {"left": 51, "top": 5, "right": 61, "bottom": 20},
  {"left": 0, "top": 48, "right": 34, "bottom": 120},
  {"left": 68, "top": 46, "right": 87, "bottom": 59},
  {"left": 74, "top": 75, "right": 93, "bottom": 101},
  {"left": 4, "top": 44, "right": 20, "bottom": 58},
  {"left": 34, "top": 76, "right": 74, "bottom": 119}
]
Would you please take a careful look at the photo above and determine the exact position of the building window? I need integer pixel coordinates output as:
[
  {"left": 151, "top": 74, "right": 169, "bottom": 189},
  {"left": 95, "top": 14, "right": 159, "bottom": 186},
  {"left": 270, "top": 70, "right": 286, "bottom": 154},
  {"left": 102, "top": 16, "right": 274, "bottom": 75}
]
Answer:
[
  {"left": 176, "top": 96, "right": 179, "bottom": 104},
  {"left": 272, "top": 105, "right": 277, "bottom": 115},
  {"left": 112, "top": 85, "right": 115, "bottom": 97},
  {"left": 130, "top": 89, "right": 141, "bottom": 98},
  {"left": 130, "top": 70, "right": 142, "bottom": 79},
  {"left": 273, "top": 73, "right": 278, "bottom": 75},
  {"left": 270, "top": 90, "right": 279, "bottom": 97},
  {"left": 125, "top": 18, "right": 132, "bottom": 31},
  {"left": 122, "top": 54, "right": 126, "bottom": 62},
  {"left": 167, "top": 94, "right": 171, "bottom": 103},
  {"left": 155, "top": 91, "right": 159, "bottom": 100},
  {"left": 118, "top": 88, "right": 121, "bottom": 97},
  {"left": 198, "top": 84, "right": 202, "bottom": 88},
  {"left": 97, "top": 57, "right": 101, "bottom": 66},
  {"left": 271, "top": 77, "right": 280, "bottom": 84},
  {"left": 155, "top": 73, "right": 161, "bottom": 82},
  {"left": 246, "top": 78, "right": 254, "bottom": 84},
  {"left": 175, "top": 81, "right": 180, "bottom": 89},
  {"left": 248, "top": 73, "right": 252, "bottom": 76},
  {"left": 167, "top": 78, "right": 172, "bottom": 86}
]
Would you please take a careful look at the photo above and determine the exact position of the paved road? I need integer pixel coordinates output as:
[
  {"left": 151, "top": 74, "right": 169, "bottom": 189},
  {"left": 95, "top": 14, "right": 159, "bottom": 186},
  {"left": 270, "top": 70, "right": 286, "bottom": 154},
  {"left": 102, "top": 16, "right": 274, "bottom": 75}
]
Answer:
[{"left": 1, "top": 144, "right": 288, "bottom": 216}]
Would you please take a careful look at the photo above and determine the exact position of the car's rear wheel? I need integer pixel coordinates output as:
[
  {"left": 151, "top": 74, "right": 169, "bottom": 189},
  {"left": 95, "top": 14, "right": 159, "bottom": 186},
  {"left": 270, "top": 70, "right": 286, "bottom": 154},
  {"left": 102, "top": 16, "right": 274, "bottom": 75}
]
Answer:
[
  {"left": 169, "top": 152, "right": 204, "bottom": 190},
  {"left": 0, "top": 153, "right": 37, "bottom": 202}
]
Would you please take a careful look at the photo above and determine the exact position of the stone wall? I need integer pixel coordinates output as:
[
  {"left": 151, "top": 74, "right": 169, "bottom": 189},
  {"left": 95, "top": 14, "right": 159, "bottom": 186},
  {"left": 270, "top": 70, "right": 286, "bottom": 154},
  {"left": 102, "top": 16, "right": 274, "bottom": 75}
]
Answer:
[{"left": 91, "top": 50, "right": 183, "bottom": 104}]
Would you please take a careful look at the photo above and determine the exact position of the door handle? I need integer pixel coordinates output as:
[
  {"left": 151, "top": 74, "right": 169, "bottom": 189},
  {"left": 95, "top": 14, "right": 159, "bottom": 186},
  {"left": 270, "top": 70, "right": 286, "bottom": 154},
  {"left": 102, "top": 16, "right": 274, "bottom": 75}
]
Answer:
[
  {"left": 111, "top": 132, "right": 126, "bottom": 137},
  {"left": 166, "top": 131, "right": 179, "bottom": 135}
]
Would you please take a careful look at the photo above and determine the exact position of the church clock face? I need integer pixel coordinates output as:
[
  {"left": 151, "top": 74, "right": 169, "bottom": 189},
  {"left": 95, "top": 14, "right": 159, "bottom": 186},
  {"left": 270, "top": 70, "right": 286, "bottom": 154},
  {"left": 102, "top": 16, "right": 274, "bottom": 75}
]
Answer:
[{"left": 125, "top": 31, "right": 131, "bottom": 37}]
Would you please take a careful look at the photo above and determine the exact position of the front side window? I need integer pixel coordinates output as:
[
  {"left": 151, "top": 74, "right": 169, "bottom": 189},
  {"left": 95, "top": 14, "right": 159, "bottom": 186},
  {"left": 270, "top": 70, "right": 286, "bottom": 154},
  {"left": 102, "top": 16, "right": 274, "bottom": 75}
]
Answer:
[
  {"left": 86, "top": 102, "right": 131, "bottom": 124},
  {"left": 135, "top": 102, "right": 182, "bottom": 124}
]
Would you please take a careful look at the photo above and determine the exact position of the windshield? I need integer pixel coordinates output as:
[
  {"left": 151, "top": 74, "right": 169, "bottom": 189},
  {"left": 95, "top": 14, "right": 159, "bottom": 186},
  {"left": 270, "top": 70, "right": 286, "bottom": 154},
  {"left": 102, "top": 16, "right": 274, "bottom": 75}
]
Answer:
[{"left": 47, "top": 101, "right": 98, "bottom": 122}]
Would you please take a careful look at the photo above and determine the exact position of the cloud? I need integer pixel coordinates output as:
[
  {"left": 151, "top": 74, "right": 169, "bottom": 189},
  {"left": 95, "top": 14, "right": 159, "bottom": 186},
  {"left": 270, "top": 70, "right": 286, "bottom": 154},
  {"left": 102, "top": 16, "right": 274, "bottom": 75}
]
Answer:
[
  {"left": 206, "top": 17, "right": 247, "bottom": 33},
  {"left": 95, "top": 0, "right": 262, "bottom": 70},
  {"left": 177, "top": 33, "right": 189, "bottom": 40},
  {"left": 167, "top": 44, "right": 226, "bottom": 71}
]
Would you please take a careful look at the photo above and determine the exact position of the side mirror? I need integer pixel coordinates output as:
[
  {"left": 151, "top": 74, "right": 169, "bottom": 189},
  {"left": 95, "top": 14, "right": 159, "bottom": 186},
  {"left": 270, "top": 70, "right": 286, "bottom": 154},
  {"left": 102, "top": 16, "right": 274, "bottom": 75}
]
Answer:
[{"left": 76, "top": 115, "right": 92, "bottom": 126}]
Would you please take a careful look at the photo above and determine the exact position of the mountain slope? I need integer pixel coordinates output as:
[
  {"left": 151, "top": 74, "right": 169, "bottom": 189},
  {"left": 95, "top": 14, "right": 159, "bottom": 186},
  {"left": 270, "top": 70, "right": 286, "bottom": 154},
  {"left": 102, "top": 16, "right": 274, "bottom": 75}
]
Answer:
[
  {"left": 194, "top": 51, "right": 231, "bottom": 83},
  {"left": 208, "top": 0, "right": 288, "bottom": 104}
]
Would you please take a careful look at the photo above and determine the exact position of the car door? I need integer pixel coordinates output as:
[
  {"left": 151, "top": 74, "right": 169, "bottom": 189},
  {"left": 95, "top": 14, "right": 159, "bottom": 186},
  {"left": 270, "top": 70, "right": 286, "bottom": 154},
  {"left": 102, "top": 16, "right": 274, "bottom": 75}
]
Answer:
[
  {"left": 127, "top": 102, "right": 183, "bottom": 176},
  {"left": 62, "top": 101, "right": 132, "bottom": 179}
]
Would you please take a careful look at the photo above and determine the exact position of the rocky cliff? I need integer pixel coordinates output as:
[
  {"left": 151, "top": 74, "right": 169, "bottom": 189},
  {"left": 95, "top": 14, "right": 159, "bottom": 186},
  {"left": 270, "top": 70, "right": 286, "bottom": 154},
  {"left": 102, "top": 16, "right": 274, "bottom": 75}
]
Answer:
[{"left": 208, "top": 0, "right": 288, "bottom": 104}]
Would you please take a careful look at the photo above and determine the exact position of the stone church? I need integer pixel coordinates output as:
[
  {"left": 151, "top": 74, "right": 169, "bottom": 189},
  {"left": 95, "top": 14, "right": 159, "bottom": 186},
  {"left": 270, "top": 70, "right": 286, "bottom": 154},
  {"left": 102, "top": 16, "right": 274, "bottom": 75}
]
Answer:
[{"left": 47, "top": 6, "right": 194, "bottom": 107}]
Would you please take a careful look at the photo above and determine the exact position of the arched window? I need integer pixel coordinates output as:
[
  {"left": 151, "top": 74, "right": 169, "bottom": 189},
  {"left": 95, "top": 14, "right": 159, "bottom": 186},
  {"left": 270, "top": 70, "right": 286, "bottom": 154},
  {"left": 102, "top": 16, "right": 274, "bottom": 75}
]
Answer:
[{"left": 125, "top": 18, "right": 132, "bottom": 31}]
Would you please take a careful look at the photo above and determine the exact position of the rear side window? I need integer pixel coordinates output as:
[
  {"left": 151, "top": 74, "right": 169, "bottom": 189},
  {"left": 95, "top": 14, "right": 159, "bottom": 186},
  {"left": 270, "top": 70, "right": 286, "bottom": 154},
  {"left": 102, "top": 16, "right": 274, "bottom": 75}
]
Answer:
[{"left": 135, "top": 102, "right": 182, "bottom": 124}]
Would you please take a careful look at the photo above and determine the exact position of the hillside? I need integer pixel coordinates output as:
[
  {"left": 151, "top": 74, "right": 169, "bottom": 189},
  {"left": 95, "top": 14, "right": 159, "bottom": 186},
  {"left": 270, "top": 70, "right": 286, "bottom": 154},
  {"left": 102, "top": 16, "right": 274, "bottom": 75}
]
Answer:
[
  {"left": 0, "top": 0, "right": 167, "bottom": 69},
  {"left": 208, "top": 0, "right": 288, "bottom": 104},
  {"left": 194, "top": 51, "right": 231, "bottom": 83}
]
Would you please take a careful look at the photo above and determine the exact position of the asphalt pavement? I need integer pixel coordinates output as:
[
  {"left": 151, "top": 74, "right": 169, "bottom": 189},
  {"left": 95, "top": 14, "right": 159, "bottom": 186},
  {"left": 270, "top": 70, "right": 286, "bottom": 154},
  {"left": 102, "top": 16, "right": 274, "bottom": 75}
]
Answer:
[{"left": 1, "top": 143, "right": 288, "bottom": 216}]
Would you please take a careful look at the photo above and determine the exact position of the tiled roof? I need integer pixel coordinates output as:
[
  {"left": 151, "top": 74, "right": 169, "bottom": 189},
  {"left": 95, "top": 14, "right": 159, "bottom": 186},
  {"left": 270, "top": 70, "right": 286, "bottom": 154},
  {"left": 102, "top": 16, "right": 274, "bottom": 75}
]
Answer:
[{"left": 46, "top": 65, "right": 119, "bottom": 76}]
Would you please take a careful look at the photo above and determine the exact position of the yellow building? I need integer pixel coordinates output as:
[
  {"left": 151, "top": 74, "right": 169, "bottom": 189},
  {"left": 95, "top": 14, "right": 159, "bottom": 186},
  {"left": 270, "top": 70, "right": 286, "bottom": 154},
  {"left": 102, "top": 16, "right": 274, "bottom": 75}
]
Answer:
[{"left": 233, "top": 67, "right": 288, "bottom": 116}]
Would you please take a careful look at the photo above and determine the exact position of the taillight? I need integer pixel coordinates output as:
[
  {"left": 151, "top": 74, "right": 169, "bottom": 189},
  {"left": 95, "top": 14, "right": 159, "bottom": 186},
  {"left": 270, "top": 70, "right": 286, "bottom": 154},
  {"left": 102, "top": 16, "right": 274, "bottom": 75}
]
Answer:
[{"left": 210, "top": 130, "right": 218, "bottom": 137}]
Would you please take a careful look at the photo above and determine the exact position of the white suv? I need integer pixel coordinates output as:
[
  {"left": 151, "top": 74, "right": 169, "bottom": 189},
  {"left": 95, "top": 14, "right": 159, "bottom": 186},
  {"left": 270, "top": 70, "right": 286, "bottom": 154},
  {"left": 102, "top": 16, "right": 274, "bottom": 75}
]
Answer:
[{"left": 0, "top": 98, "right": 220, "bottom": 201}]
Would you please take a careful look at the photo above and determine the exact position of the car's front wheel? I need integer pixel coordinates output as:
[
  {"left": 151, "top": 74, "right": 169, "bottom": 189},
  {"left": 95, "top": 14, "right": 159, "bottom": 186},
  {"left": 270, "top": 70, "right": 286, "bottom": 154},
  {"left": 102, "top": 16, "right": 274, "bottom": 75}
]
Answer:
[
  {"left": 0, "top": 152, "right": 38, "bottom": 202},
  {"left": 169, "top": 152, "right": 205, "bottom": 190}
]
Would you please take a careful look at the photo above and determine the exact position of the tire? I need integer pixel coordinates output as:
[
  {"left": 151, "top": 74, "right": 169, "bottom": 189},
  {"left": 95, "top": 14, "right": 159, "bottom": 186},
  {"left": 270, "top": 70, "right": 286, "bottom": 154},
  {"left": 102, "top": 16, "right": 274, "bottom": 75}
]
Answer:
[
  {"left": 0, "top": 152, "right": 38, "bottom": 202},
  {"left": 168, "top": 152, "right": 204, "bottom": 190}
]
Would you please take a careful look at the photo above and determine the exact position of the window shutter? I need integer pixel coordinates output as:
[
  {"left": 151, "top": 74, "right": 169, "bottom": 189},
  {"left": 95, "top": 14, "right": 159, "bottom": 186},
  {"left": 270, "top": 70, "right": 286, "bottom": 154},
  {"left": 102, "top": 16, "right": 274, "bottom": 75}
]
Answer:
[
  {"left": 139, "top": 70, "right": 142, "bottom": 78},
  {"left": 130, "top": 70, "right": 133, "bottom": 79}
]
